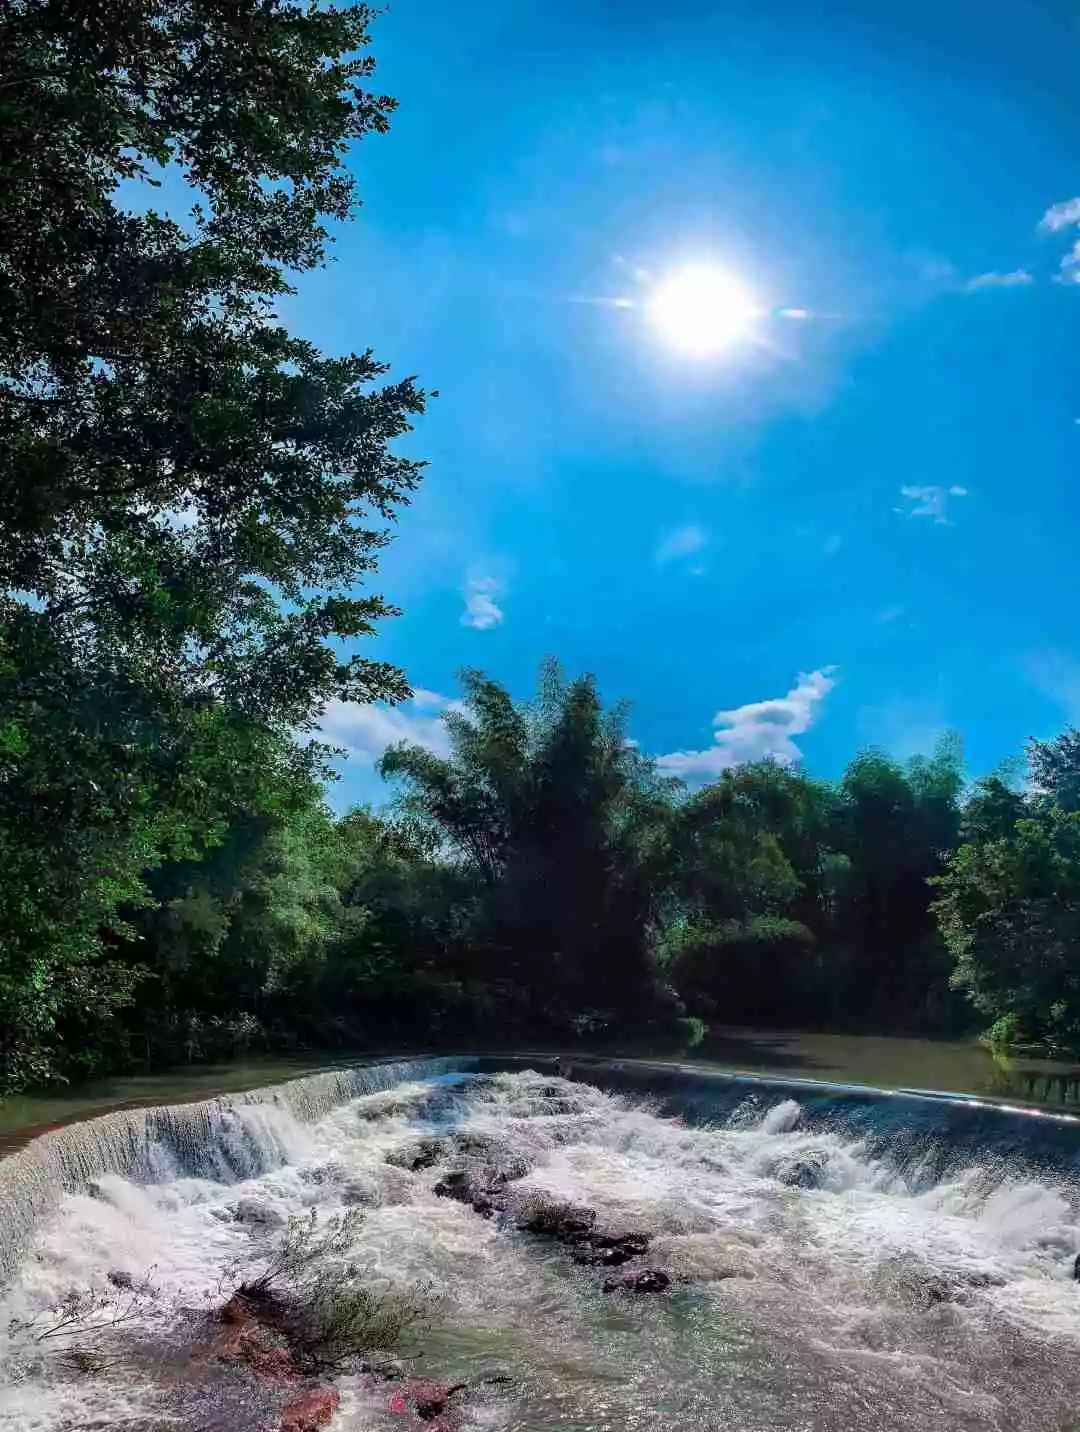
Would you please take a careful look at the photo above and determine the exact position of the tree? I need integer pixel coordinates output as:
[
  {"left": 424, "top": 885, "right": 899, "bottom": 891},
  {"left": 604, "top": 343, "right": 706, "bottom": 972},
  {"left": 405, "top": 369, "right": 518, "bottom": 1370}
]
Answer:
[
  {"left": 934, "top": 758, "right": 1080, "bottom": 1048},
  {"left": 829, "top": 739, "right": 964, "bottom": 1026},
  {"left": 660, "top": 762, "right": 834, "bottom": 1025},
  {"left": 380, "top": 663, "right": 679, "bottom": 1033},
  {"left": 0, "top": 0, "right": 425, "bottom": 1088},
  {"left": 1028, "top": 729, "right": 1080, "bottom": 813},
  {"left": 1, "top": 0, "right": 424, "bottom": 722}
]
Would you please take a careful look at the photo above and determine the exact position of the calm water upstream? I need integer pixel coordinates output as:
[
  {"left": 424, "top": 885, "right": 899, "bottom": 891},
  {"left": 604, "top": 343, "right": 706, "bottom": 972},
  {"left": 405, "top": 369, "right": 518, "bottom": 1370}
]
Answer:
[
  {"left": 4, "top": 1031, "right": 1080, "bottom": 1140},
  {"left": 3, "top": 1058, "right": 1080, "bottom": 1431}
]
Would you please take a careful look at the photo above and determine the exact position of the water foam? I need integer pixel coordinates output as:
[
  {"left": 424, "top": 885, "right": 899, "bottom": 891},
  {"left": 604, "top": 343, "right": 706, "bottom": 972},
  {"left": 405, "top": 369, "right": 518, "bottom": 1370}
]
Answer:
[{"left": 4, "top": 1063, "right": 1080, "bottom": 1430}]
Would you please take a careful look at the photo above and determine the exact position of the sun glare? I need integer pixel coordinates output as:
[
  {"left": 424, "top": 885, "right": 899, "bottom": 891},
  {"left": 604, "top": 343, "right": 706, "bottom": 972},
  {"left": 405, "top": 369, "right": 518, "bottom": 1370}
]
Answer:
[{"left": 646, "top": 264, "right": 759, "bottom": 357}]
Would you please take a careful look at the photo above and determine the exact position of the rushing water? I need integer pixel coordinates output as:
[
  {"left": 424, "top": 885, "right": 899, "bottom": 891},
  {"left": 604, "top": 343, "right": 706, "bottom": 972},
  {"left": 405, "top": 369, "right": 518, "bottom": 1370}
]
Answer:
[
  {"left": 5, "top": 1032, "right": 1080, "bottom": 1147},
  {"left": 3, "top": 1060, "right": 1080, "bottom": 1431}
]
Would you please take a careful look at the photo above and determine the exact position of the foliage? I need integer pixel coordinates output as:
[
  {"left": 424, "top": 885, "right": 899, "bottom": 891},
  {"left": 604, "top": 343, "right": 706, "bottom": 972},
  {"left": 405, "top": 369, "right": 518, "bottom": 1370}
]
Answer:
[
  {"left": 934, "top": 738, "right": 1080, "bottom": 1047},
  {"left": 6, "top": 1273, "right": 159, "bottom": 1377},
  {"left": 237, "top": 1209, "right": 429, "bottom": 1371},
  {"left": 379, "top": 662, "right": 680, "bottom": 1032},
  {"left": 0, "top": 0, "right": 425, "bottom": 1089}
]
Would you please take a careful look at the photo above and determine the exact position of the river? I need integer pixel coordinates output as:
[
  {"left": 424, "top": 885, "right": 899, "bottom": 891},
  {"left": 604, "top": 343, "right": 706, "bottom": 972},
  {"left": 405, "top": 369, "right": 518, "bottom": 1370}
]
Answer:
[
  {"left": 3, "top": 1031, "right": 1080, "bottom": 1144},
  {"left": 2, "top": 1056, "right": 1080, "bottom": 1430}
]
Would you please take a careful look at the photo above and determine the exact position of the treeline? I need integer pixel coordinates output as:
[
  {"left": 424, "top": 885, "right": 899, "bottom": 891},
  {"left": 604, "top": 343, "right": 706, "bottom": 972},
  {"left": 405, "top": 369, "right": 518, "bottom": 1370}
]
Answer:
[
  {"left": 3, "top": 1, "right": 1080, "bottom": 1094},
  {"left": 8, "top": 642, "right": 1080, "bottom": 1091}
]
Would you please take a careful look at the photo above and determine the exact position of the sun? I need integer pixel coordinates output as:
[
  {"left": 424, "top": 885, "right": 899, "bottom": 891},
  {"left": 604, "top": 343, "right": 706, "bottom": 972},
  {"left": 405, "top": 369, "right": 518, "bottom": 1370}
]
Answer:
[{"left": 646, "top": 263, "right": 759, "bottom": 357}]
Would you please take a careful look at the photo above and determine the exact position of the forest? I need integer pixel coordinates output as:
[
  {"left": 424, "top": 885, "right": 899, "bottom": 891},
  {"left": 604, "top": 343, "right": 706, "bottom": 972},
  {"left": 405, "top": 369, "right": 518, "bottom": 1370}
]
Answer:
[{"left": 2, "top": 0, "right": 1079, "bottom": 1094}]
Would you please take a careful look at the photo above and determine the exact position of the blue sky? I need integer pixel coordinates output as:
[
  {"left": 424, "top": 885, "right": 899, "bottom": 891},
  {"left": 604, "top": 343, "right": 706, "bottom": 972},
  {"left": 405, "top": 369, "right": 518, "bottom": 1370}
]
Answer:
[{"left": 297, "top": 0, "right": 1080, "bottom": 808}]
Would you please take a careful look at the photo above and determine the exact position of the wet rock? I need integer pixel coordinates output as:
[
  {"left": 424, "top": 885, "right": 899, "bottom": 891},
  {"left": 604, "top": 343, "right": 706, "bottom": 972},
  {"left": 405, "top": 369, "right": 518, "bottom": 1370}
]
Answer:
[
  {"left": 518, "top": 1198, "right": 596, "bottom": 1242},
  {"left": 433, "top": 1170, "right": 503, "bottom": 1218},
  {"left": 386, "top": 1137, "right": 450, "bottom": 1172},
  {"left": 235, "top": 1197, "right": 285, "bottom": 1229},
  {"left": 300, "top": 1160, "right": 343, "bottom": 1187},
  {"left": 279, "top": 1385, "right": 340, "bottom": 1432},
  {"left": 450, "top": 1131, "right": 531, "bottom": 1184},
  {"left": 571, "top": 1232, "right": 651, "bottom": 1268},
  {"left": 341, "top": 1174, "right": 379, "bottom": 1207},
  {"left": 774, "top": 1154, "right": 827, "bottom": 1189},
  {"left": 209, "top": 1291, "right": 295, "bottom": 1379},
  {"left": 247, "top": 1343, "right": 297, "bottom": 1381},
  {"left": 388, "top": 1379, "right": 468, "bottom": 1421},
  {"left": 1074, "top": 1252, "right": 1080, "bottom": 1282},
  {"left": 602, "top": 1269, "right": 670, "bottom": 1295}
]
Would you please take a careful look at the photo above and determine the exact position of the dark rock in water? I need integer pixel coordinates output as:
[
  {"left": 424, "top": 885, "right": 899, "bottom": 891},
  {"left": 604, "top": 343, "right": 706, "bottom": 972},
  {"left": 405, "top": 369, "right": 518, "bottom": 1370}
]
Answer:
[
  {"left": 518, "top": 1198, "right": 596, "bottom": 1242},
  {"left": 451, "top": 1131, "right": 531, "bottom": 1184},
  {"left": 775, "top": 1154, "right": 827, "bottom": 1189},
  {"left": 386, "top": 1137, "right": 449, "bottom": 1172},
  {"left": 340, "top": 1174, "right": 379, "bottom": 1207},
  {"left": 107, "top": 1268, "right": 134, "bottom": 1290},
  {"left": 300, "top": 1160, "right": 342, "bottom": 1187},
  {"left": 433, "top": 1170, "right": 504, "bottom": 1218},
  {"left": 1074, "top": 1253, "right": 1080, "bottom": 1282},
  {"left": 235, "top": 1197, "right": 285, "bottom": 1229},
  {"left": 592, "top": 1231, "right": 650, "bottom": 1254},
  {"left": 603, "top": 1269, "right": 670, "bottom": 1295},
  {"left": 571, "top": 1232, "right": 651, "bottom": 1268},
  {"left": 388, "top": 1379, "right": 468, "bottom": 1421}
]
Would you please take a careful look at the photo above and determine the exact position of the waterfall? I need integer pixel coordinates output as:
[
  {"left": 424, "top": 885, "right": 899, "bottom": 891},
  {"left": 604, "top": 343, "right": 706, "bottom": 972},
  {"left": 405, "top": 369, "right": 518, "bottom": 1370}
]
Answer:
[
  {"left": 0, "top": 1056, "right": 476, "bottom": 1284},
  {"left": 4, "top": 1058, "right": 1080, "bottom": 1431}
]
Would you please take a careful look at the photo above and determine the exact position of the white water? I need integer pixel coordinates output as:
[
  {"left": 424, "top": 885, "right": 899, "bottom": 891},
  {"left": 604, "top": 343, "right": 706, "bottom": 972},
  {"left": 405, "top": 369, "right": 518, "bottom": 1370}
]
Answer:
[{"left": 3, "top": 1068, "right": 1080, "bottom": 1431}]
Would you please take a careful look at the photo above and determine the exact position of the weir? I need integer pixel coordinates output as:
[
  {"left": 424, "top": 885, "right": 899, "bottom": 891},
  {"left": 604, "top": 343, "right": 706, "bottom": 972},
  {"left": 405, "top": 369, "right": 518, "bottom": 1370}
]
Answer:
[
  {"left": 0, "top": 1057, "right": 474, "bottom": 1283},
  {"left": 6, "top": 1053, "right": 1080, "bottom": 1284},
  {"left": 4, "top": 1058, "right": 1080, "bottom": 1431}
]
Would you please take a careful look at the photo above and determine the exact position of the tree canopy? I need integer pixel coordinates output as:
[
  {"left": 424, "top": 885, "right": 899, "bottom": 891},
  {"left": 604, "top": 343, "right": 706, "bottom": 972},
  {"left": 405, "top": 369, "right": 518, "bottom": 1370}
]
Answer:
[{"left": 0, "top": 0, "right": 425, "bottom": 1086}]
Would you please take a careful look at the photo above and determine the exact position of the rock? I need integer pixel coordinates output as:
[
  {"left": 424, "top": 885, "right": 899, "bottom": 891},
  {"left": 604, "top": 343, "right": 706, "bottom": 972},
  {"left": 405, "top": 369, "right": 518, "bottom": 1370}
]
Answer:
[
  {"left": 107, "top": 1269, "right": 134, "bottom": 1290},
  {"left": 388, "top": 1380, "right": 467, "bottom": 1421},
  {"left": 300, "top": 1160, "right": 342, "bottom": 1187},
  {"left": 209, "top": 1291, "right": 295, "bottom": 1379},
  {"left": 220, "top": 1292, "right": 253, "bottom": 1326},
  {"left": 518, "top": 1198, "right": 596, "bottom": 1242},
  {"left": 774, "top": 1153, "right": 828, "bottom": 1189},
  {"left": 1074, "top": 1252, "right": 1080, "bottom": 1282},
  {"left": 235, "top": 1197, "right": 285, "bottom": 1229},
  {"left": 433, "top": 1170, "right": 503, "bottom": 1218},
  {"left": 341, "top": 1175, "right": 379, "bottom": 1207},
  {"left": 247, "top": 1343, "right": 297, "bottom": 1381},
  {"left": 279, "top": 1385, "right": 340, "bottom": 1432},
  {"left": 602, "top": 1269, "right": 670, "bottom": 1295},
  {"left": 571, "top": 1232, "right": 651, "bottom": 1268},
  {"left": 385, "top": 1138, "right": 449, "bottom": 1172},
  {"left": 450, "top": 1131, "right": 531, "bottom": 1183}
]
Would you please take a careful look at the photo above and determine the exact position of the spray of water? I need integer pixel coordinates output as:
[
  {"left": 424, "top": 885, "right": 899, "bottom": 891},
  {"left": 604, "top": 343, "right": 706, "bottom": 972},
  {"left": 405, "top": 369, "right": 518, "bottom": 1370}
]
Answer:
[{"left": 3, "top": 1063, "right": 1080, "bottom": 1431}]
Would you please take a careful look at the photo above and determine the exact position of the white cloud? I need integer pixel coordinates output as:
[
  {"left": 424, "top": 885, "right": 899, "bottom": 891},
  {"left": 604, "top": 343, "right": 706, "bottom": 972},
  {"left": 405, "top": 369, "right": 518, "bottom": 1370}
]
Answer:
[
  {"left": 460, "top": 574, "right": 504, "bottom": 630},
  {"left": 895, "top": 484, "right": 968, "bottom": 525},
  {"left": 317, "top": 691, "right": 460, "bottom": 766},
  {"left": 1059, "top": 239, "right": 1080, "bottom": 282},
  {"left": 654, "top": 524, "right": 708, "bottom": 567},
  {"left": 1040, "top": 196, "right": 1080, "bottom": 232},
  {"left": 656, "top": 668, "right": 836, "bottom": 783},
  {"left": 965, "top": 269, "right": 1034, "bottom": 291}
]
